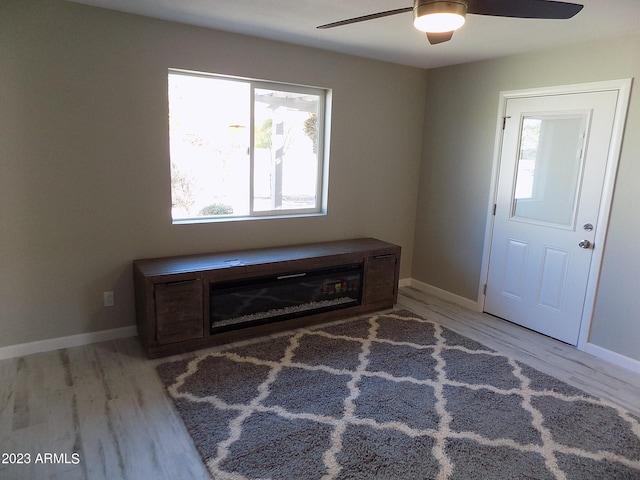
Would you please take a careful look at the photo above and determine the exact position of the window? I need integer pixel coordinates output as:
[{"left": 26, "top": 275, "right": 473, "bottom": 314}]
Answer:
[
  {"left": 513, "top": 113, "right": 587, "bottom": 226},
  {"left": 168, "top": 69, "right": 330, "bottom": 223}
]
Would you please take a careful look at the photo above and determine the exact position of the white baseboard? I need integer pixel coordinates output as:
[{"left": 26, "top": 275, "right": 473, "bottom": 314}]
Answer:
[
  {"left": 580, "top": 342, "right": 640, "bottom": 375},
  {"left": 406, "top": 278, "right": 483, "bottom": 312},
  {"left": 0, "top": 278, "right": 432, "bottom": 360},
  {"left": 0, "top": 325, "right": 137, "bottom": 360},
  {"left": 405, "top": 278, "right": 640, "bottom": 375},
  {"left": 5, "top": 280, "right": 638, "bottom": 375}
]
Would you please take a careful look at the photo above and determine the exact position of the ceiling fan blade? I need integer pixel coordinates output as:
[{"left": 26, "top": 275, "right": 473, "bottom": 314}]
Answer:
[
  {"left": 317, "top": 7, "right": 413, "bottom": 29},
  {"left": 427, "top": 31, "right": 454, "bottom": 45},
  {"left": 467, "top": 0, "right": 583, "bottom": 19}
]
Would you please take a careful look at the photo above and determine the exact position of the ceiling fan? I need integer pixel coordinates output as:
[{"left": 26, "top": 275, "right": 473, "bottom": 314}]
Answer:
[{"left": 317, "top": 0, "right": 584, "bottom": 45}]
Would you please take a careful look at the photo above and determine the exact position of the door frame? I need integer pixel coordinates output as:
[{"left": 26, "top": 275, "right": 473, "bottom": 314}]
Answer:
[{"left": 479, "top": 79, "right": 632, "bottom": 356}]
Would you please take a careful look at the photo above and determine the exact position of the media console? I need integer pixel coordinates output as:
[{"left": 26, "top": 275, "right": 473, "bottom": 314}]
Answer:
[{"left": 133, "top": 238, "right": 401, "bottom": 358}]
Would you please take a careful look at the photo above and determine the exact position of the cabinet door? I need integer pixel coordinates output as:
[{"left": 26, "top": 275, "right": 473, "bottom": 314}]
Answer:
[
  {"left": 363, "top": 254, "right": 398, "bottom": 305},
  {"left": 155, "top": 279, "right": 204, "bottom": 345}
]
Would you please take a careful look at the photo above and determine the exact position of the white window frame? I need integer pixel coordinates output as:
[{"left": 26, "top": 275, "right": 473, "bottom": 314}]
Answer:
[{"left": 169, "top": 69, "right": 332, "bottom": 224}]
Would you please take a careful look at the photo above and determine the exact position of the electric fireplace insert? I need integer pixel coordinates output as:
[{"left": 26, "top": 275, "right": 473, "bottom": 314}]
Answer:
[{"left": 210, "top": 263, "right": 363, "bottom": 333}]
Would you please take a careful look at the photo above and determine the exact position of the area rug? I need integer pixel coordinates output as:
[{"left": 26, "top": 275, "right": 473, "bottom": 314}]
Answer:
[{"left": 156, "top": 309, "right": 640, "bottom": 479}]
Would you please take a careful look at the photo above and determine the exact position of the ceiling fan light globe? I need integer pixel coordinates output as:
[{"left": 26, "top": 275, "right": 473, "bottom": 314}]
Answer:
[
  {"left": 413, "top": 0, "right": 467, "bottom": 33},
  {"left": 414, "top": 13, "right": 465, "bottom": 32}
]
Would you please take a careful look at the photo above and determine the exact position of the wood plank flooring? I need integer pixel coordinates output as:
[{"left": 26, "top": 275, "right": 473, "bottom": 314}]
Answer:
[
  {"left": 1, "top": 287, "right": 639, "bottom": 479},
  {"left": 399, "top": 288, "right": 640, "bottom": 417}
]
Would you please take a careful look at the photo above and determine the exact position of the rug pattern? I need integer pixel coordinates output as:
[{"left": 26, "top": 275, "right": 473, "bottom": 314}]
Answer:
[{"left": 156, "top": 309, "right": 640, "bottom": 479}]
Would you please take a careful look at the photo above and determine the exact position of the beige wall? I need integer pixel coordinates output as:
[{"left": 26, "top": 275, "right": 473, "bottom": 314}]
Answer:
[
  {"left": 412, "top": 34, "right": 640, "bottom": 361},
  {"left": 3, "top": 0, "right": 638, "bottom": 363},
  {"left": 0, "top": 0, "right": 426, "bottom": 347}
]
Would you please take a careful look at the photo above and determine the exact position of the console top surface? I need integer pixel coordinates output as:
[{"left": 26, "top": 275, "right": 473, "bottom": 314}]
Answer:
[{"left": 133, "top": 238, "right": 399, "bottom": 277}]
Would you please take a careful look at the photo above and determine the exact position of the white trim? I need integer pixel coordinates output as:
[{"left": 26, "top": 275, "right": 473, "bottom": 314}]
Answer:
[
  {"left": 409, "top": 278, "right": 482, "bottom": 312},
  {"left": 580, "top": 342, "right": 640, "bottom": 375},
  {"left": 477, "top": 102, "right": 508, "bottom": 302},
  {"left": 0, "top": 326, "right": 137, "bottom": 360},
  {"left": 479, "top": 78, "right": 634, "bottom": 369},
  {"left": 576, "top": 79, "right": 633, "bottom": 349},
  {"left": 399, "top": 277, "right": 412, "bottom": 288},
  {"left": 405, "top": 279, "right": 640, "bottom": 374},
  {"left": 497, "top": 79, "right": 634, "bottom": 100}
]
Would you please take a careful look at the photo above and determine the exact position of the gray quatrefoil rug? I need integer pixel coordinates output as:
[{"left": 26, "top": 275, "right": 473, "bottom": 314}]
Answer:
[{"left": 156, "top": 309, "right": 640, "bottom": 479}]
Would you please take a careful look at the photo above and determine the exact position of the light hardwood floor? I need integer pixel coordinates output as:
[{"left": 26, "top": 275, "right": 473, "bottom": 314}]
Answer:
[{"left": 1, "top": 287, "right": 639, "bottom": 479}]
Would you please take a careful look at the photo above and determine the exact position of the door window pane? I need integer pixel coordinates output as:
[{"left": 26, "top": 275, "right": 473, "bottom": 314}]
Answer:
[{"left": 513, "top": 114, "right": 588, "bottom": 226}]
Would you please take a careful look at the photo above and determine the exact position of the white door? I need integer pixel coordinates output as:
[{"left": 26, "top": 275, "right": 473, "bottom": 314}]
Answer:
[{"left": 484, "top": 90, "right": 619, "bottom": 345}]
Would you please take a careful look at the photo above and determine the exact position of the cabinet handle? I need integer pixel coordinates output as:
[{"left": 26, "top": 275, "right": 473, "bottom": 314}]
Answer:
[
  {"left": 164, "top": 279, "right": 199, "bottom": 286},
  {"left": 277, "top": 273, "right": 307, "bottom": 280},
  {"left": 373, "top": 254, "right": 395, "bottom": 259}
]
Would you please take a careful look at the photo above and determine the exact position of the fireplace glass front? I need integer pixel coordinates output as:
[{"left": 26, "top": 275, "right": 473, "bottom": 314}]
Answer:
[{"left": 210, "top": 264, "right": 363, "bottom": 333}]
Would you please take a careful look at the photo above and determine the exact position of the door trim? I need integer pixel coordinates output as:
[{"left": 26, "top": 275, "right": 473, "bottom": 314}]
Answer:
[{"left": 479, "top": 79, "right": 632, "bottom": 357}]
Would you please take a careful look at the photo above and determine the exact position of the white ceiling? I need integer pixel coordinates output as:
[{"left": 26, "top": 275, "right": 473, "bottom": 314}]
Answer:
[{"left": 69, "top": 0, "right": 640, "bottom": 69}]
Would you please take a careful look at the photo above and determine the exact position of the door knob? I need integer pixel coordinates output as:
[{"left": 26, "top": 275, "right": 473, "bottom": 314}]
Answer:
[{"left": 578, "top": 240, "right": 592, "bottom": 249}]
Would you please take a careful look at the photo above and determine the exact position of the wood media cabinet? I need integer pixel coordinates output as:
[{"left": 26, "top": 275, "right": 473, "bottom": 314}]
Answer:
[{"left": 133, "top": 238, "right": 401, "bottom": 358}]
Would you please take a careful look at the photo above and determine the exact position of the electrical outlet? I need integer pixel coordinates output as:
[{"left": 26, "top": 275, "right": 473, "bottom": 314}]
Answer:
[{"left": 103, "top": 291, "right": 115, "bottom": 307}]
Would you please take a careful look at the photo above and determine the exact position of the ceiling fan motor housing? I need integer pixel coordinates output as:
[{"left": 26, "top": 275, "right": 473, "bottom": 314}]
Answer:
[{"left": 414, "top": 0, "right": 468, "bottom": 16}]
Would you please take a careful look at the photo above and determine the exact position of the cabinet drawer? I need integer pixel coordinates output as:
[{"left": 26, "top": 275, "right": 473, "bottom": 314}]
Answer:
[
  {"left": 364, "top": 254, "right": 398, "bottom": 305},
  {"left": 155, "top": 279, "right": 204, "bottom": 345}
]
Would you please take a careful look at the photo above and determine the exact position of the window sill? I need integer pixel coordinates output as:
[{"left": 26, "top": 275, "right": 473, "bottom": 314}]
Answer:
[{"left": 172, "top": 211, "right": 327, "bottom": 225}]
